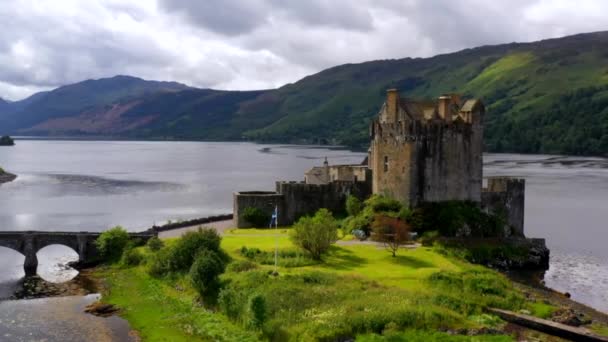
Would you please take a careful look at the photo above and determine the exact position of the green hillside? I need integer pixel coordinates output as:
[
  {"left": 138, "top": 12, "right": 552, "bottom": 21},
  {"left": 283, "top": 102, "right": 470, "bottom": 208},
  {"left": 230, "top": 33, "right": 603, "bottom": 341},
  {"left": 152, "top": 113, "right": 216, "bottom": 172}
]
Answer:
[
  {"left": 239, "top": 32, "right": 608, "bottom": 155},
  {"left": 2, "top": 31, "right": 608, "bottom": 155}
]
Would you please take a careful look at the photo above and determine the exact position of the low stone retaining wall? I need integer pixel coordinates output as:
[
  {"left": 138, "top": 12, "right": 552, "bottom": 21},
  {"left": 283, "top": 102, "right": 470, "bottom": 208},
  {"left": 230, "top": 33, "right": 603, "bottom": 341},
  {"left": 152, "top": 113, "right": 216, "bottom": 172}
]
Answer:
[
  {"left": 148, "top": 214, "right": 233, "bottom": 233},
  {"left": 488, "top": 308, "right": 608, "bottom": 341}
]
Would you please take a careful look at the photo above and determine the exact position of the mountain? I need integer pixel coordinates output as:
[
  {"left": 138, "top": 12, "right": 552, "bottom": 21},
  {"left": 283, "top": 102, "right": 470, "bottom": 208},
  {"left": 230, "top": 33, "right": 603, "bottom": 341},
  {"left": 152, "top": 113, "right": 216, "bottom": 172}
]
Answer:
[
  {"left": 2, "top": 31, "right": 608, "bottom": 155},
  {"left": 0, "top": 75, "right": 191, "bottom": 133}
]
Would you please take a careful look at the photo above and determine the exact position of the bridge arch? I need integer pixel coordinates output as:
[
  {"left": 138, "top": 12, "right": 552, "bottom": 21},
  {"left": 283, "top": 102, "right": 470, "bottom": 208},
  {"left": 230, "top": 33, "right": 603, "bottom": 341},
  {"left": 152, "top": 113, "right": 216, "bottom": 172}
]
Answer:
[
  {"left": 0, "top": 231, "right": 154, "bottom": 277},
  {"left": 36, "top": 244, "right": 79, "bottom": 282}
]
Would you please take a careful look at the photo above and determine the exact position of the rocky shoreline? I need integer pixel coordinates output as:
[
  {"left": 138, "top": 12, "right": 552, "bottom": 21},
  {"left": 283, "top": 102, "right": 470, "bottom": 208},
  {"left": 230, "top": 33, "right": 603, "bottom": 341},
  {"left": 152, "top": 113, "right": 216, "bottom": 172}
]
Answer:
[
  {"left": 0, "top": 171, "right": 17, "bottom": 184},
  {"left": 12, "top": 269, "right": 100, "bottom": 300}
]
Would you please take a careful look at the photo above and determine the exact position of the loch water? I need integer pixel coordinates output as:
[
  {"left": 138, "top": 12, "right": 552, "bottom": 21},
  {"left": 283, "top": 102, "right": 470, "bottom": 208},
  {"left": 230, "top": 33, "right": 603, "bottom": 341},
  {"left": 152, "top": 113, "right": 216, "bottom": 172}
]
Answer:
[{"left": 0, "top": 140, "right": 607, "bottom": 315}]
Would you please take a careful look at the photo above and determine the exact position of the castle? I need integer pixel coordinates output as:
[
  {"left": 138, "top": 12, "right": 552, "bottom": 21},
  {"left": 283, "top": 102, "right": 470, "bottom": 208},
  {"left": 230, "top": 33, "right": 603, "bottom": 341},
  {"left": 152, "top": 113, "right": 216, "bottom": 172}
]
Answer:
[{"left": 234, "top": 89, "right": 525, "bottom": 237}]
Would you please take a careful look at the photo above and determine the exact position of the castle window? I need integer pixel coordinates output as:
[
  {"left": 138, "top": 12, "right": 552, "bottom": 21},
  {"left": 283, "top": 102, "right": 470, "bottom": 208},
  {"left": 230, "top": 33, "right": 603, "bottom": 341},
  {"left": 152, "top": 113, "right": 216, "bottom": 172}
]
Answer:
[
  {"left": 383, "top": 156, "right": 389, "bottom": 172},
  {"left": 354, "top": 175, "right": 358, "bottom": 182}
]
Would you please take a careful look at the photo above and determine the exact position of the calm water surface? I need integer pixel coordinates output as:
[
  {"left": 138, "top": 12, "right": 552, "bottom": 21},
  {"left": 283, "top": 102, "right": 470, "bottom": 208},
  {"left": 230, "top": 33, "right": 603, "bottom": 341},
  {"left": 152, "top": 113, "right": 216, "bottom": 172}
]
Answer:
[{"left": 0, "top": 140, "right": 606, "bottom": 315}]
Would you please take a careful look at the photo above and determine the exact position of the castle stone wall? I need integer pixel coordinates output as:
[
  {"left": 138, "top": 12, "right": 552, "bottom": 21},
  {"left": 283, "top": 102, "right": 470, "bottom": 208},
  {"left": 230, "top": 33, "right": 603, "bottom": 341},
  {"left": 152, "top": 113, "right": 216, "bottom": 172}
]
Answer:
[
  {"left": 370, "top": 119, "right": 482, "bottom": 206},
  {"left": 233, "top": 191, "right": 285, "bottom": 228},
  {"left": 276, "top": 180, "right": 371, "bottom": 224},
  {"left": 482, "top": 177, "right": 525, "bottom": 237}
]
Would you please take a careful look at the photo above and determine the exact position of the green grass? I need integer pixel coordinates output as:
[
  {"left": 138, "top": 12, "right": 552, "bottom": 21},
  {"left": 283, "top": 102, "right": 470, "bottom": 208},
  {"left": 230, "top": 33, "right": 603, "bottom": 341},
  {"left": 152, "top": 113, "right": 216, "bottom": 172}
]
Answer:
[
  {"left": 94, "top": 228, "right": 608, "bottom": 341},
  {"left": 528, "top": 302, "right": 556, "bottom": 319},
  {"left": 96, "top": 265, "right": 257, "bottom": 342}
]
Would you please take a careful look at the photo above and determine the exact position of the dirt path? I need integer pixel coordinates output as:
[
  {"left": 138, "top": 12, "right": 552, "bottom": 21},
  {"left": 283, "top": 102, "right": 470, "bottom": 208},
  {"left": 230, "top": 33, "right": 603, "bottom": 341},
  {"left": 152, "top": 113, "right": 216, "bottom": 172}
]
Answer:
[{"left": 158, "top": 219, "right": 234, "bottom": 238}]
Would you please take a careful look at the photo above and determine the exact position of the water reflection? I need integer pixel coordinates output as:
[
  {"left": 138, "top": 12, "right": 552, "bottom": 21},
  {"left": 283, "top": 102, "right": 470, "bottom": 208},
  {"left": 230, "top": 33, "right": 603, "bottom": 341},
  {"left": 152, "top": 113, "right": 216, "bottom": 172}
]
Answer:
[{"left": 37, "top": 245, "right": 79, "bottom": 283}]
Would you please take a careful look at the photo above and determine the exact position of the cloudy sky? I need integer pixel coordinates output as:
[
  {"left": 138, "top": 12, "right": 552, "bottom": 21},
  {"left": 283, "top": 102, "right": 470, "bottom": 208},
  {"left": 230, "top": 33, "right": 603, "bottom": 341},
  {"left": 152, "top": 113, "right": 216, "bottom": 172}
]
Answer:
[{"left": 0, "top": 0, "right": 606, "bottom": 101}]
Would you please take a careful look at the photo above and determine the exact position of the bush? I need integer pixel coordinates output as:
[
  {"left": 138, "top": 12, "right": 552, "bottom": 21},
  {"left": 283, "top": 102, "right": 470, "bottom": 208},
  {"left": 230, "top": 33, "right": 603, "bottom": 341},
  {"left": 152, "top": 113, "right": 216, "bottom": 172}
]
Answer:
[
  {"left": 95, "top": 226, "right": 130, "bottom": 263},
  {"left": 121, "top": 247, "right": 144, "bottom": 266},
  {"left": 410, "top": 201, "right": 506, "bottom": 238},
  {"left": 146, "top": 236, "right": 164, "bottom": 251},
  {"left": 168, "top": 228, "right": 224, "bottom": 272},
  {"left": 239, "top": 246, "right": 317, "bottom": 267},
  {"left": 248, "top": 294, "right": 267, "bottom": 329},
  {"left": 148, "top": 247, "right": 173, "bottom": 277},
  {"left": 190, "top": 249, "right": 226, "bottom": 298},
  {"left": 365, "top": 195, "right": 403, "bottom": 213},
  {"left": 242, "top": 207, "right": 270, "bottom": 227},
  {"left": 290, "top": 208, "right": 338, "bottom": 260},
  {"left": 227, "top": 260, "right": 258, "bottom": 273},
  {"left": 345, "top": 195, "right": 363, "bottom": 216}
]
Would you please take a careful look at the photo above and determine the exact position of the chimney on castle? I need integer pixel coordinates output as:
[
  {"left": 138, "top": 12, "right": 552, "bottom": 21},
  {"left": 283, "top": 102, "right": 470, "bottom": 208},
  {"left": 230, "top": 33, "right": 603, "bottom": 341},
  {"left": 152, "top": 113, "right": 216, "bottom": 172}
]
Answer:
[
  {"left": 386, "top": 89, "right": 399, "bottom": 123},
  {"left": 437, "top": 95, "right": 452, "bottom": 121}
]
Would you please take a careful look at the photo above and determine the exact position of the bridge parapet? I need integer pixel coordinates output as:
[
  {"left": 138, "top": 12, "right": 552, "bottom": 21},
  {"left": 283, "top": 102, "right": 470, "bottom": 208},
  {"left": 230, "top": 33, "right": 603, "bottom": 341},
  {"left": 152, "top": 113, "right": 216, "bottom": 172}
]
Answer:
[{"left": 0, "top": 231, "right": 155, "bottom": 276}]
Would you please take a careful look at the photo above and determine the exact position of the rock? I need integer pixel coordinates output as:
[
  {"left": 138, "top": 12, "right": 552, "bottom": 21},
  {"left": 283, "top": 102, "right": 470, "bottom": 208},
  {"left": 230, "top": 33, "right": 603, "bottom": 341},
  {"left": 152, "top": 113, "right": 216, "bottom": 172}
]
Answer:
[
  {"left": 84, "top": 302, "right": 120, "bottom": 317},
  {"left": 550, "top": 308, "right": 592, "bottom": 327}
]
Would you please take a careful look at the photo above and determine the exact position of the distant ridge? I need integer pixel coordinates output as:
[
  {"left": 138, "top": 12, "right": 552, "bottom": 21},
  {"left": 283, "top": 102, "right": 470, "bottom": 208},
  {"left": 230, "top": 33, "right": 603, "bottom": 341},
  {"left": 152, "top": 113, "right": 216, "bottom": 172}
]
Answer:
[{"left": 1, "top": 31, "right": 608, "bottom": 156}]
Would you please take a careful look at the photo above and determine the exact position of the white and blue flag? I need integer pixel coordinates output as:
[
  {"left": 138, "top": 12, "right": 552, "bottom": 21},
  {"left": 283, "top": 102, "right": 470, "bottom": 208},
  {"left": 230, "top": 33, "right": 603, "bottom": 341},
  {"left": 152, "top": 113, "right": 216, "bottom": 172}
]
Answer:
[{"left": 269, "top": 206, "right": 278, "bottom": 228}]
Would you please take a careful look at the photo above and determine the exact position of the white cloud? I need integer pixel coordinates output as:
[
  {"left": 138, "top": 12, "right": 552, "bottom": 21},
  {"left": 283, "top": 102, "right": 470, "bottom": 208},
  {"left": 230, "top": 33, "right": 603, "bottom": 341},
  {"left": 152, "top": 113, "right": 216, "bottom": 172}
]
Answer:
[{"left": 0, "top": 0, "right": 606, "bottom": 100}]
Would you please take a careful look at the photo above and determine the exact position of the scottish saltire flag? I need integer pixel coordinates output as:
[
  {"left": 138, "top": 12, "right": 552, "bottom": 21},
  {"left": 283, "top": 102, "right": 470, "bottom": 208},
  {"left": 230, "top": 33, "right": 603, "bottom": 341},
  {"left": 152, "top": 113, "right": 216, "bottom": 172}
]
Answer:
[{"left": 269, "top": 206, "right": 278, "bottom": 228}]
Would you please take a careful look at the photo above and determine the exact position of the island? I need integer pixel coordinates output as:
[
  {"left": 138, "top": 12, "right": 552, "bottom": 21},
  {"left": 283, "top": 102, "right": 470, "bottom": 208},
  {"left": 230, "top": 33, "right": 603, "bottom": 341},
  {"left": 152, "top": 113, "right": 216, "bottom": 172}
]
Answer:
[
  {"left": 81, "top": 90, "right": 608, "bottom": 341},
  {"left": 0, "top": 135, "right": 15, "bottom": 146},
  {"left": 0, "top": 167, "right": 17, "bottom": 184}
]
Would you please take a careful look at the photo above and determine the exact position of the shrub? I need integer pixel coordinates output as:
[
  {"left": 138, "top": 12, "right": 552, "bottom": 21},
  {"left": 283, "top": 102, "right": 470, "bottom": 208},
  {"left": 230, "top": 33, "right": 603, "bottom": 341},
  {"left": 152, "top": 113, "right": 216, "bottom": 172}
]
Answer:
[
  {"left": 239, "top": 246, "right": 317, "bottom": 267},
  {"left": 290, "top": 208, "right": 338, "bottom": 260},
  {"left": 365, "top": 195, "right": 403, "bottom": 213},
  {"left": 121, "top": 247, "right": 144, "bottom": 266},
  {"left": 342, "top": 214, "right": 372, "bottom": 235},
  {"left": 345, "top": 195, "right": 363, "bottom": 216},
  {"left": 95, "top": 226, "right": 130, "bottom": 263},
  {"left": 146, "top": 236, "right": 164, "bottom": 251},
  {"left": 168, "top": 228, "right": 224, "bottom": 272},
  {"left": 227, "top": 260, "right": 258, "bottom": 273},
  {"left": 190, "top": 249, "right": 226, "bottom": 298},
  {"left": 148, "top": 247, "right": 173, "bottom": 277},
  {"left": 248, "top": 294, "right": 267, "bottom": 329},
  {"left": 242, "top": 207, "right": 270, "bottom": 227}
]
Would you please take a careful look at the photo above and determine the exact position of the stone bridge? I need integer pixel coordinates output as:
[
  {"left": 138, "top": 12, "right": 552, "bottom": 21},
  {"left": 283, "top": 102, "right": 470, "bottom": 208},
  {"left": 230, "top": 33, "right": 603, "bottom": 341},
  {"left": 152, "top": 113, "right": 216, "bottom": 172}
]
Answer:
[{"left": 0, "top": 231, "right": 155, "bottom": 276}]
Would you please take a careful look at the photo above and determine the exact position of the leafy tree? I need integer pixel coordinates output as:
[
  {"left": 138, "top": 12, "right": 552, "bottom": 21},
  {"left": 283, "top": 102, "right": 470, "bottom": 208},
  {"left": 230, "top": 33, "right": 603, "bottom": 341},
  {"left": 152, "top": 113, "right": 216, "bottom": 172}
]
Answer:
[
  {"left": 248, "top": 294, "right": 267, "bottom": 329},
  {"left": 371, "top": 215, "right": 411, "bottom": 257},
  {"left": 190, "top": 249, "right": 226, "bottom": 299},
  {"left": 168, "top": 227, "right": 224, "bottom": 271},
  {"left": 0, "top": 136, "right": 14, "bottom": 146},
  {"left": 345, "top": 195, "right": 363, "bottom": 216},
  {"left": 146, "top": 236, "right": 164, "bottom": 251},
  {"left": 290, "top": 208, "right": 338, "bottom": 260},
  {"left": 95, "top": 226, "right": 130, "bottom": 263}
]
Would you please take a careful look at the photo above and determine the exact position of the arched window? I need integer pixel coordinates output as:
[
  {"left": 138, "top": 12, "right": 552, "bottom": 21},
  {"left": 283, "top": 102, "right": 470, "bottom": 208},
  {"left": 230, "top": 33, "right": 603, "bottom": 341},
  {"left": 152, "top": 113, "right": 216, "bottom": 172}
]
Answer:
[{"left": 384, "top": 156, "right": 389, "bottom": 172}]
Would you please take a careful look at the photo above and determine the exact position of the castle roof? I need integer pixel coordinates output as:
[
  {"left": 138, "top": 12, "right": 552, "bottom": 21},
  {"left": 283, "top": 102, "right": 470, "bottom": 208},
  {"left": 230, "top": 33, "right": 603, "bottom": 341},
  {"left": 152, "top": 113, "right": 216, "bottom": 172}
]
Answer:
[
  {"left": 460, "top": 99, "right": 483, "bottom": 112},
  {"left": 398, "top": 99, "right": 437, "bottom": 120}
]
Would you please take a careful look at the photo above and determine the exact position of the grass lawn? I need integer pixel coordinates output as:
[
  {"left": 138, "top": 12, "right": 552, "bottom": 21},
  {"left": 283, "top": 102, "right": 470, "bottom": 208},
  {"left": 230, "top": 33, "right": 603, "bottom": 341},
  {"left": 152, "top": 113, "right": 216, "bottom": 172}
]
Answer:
[{"left": 92, "top": 228, "right": 569, "bottom": 341}]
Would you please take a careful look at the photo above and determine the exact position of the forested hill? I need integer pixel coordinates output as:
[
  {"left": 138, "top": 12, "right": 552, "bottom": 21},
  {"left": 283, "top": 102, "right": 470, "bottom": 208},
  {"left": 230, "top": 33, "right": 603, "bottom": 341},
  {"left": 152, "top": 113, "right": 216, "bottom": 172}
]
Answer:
[{"left": 1, "top": 31, "right": 608, "bottom": 156}]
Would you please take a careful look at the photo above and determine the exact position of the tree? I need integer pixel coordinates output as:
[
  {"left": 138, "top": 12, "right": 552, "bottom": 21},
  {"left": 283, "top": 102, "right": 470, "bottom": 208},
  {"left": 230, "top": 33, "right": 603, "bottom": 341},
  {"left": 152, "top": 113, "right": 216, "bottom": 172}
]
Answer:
[
  {"left": 290, "top": 208, "right": 338, "bottom": 260},
  {"left": 95, "top": 226, "right": 130, "bottom": 263},
  {"left": 371, "top": 215, "right": 411, "bottom": 257},
  {"left": 345, "top": 195, "right": 363, "bottom": 216},
  {"left": 190, "top": 249, "right": 227, "bottom": 299}
]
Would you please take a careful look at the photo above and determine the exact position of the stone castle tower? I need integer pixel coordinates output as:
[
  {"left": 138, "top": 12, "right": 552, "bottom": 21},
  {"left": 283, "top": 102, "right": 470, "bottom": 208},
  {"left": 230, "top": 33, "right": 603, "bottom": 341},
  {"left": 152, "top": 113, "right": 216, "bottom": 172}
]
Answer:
[{"left": 368, "top": 89, "right": 484, "bottom": 206}]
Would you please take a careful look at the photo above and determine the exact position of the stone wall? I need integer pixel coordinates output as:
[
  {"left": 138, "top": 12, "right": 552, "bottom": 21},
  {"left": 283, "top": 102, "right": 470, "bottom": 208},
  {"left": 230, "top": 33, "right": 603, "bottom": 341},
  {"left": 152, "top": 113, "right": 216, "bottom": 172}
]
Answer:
[
  {"left": 233, "top": 180, "right": 372, "bottom": 228},
  {"left": 276, "top": 180, "right": 371, "bottom": 224},
  {"left": 233, "top": 191, "right": 285, "bottom": 228},
  {"left": 482, "top": 177, "right": 526, "bottom": 237}
]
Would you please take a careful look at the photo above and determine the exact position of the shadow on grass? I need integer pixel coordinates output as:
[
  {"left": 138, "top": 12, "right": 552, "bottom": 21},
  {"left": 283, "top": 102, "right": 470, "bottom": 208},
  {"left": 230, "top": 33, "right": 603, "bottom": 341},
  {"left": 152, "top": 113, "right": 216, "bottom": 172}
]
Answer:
[
  {"left": 321, "top": 246, "right": 367, "bottom": 270},
  {"left": 390, "top": 254, "right": 435, "bottom": 269}
]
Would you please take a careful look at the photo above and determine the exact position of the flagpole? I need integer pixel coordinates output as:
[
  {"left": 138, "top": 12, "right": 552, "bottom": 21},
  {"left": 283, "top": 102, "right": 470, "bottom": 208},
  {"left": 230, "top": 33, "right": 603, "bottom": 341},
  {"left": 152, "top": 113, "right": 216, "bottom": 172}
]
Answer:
[{"left": 274, "top": 204, "right": 278, "bottom": 274}]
